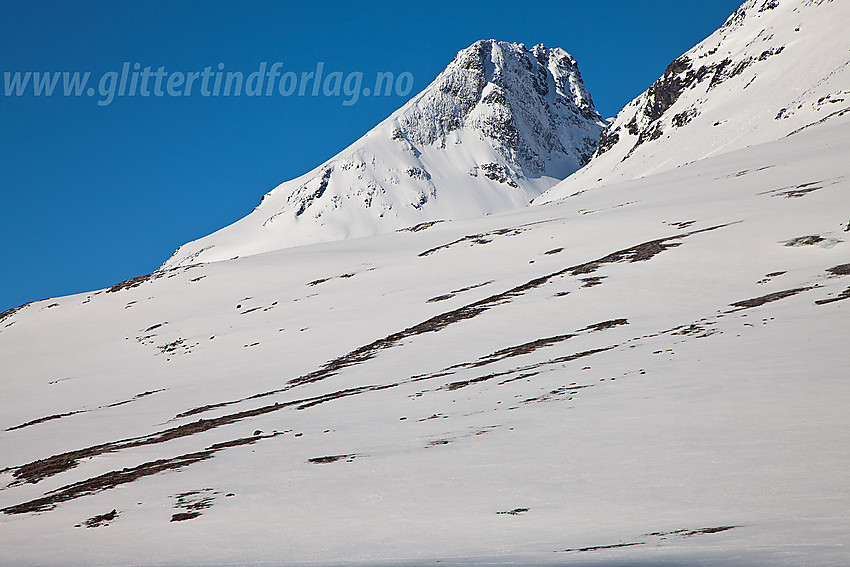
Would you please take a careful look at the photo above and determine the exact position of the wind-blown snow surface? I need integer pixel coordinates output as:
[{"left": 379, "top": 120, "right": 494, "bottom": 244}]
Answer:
[
  {"left": 537, "top": 0, "right": 850, "bottom": 203},
  {"left": 162, "top": 40, "right": 603, "bottom": 268},
  {"left": 2, "top": 114, "right": 849, "bottom": 565}
]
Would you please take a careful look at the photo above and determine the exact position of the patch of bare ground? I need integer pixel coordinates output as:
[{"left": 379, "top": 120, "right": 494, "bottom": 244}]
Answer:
[
  {"left": 560, "top": 526, "right": 737, "bottom": 553},
  {"left": 826, "top": 263, "right": 850, "bottom": 276},
  {"left": 647, "top": 525, "right": 738, "bottom": 537},
  {"left": 6, "top": 410, "right": 86, "bottom": 432},
  {"left": 787, "top": 105, "right": 850, "bottom": 136},
  {"left": 426, "top": 280, "right": 494, "bottom": 303},
  {"left": 78, "top": 509, "right": 118, "bottom": 528},
  {"left": 728, "top": 286, "right": 817, "bottom": 310},
  {"left": 759, "top": 181, "right": 823, "bottom": 198},
  {"left": 580, "top": 319, "right": 629, "bottom": 332},
  {"left": 307, "top": 454, "right": 358, "bottom": 464},
  {"left": 2, "top": 434, "right": 279, "bottom": 515},
  {"left": 561, "top": 542, "right": 645, "bottom": 553},
  {"left": 668, "top": 220, "right": 696, "bottom": 229},
  {"left": 645, "top": 285, "right": 818, "bottom": 344},
  {"left": 174, "top": 402, "right": 233, "bottom": 419},
  {"left": 0, "top": 301, "right": 32, "bottom": 327},
  {"left": 106, "top": 266, "right": 198, "bottom": 293},
  {"left": 1, "top": 384, "right": 399, "bottom": 491},
  {"left": 472, "top": 334, "right": 577, "bottom": 366},
  {"left": 816, "top": 285, "right": 850, "bottom": 305},
  {"left": 170, "top": 512, "right": 201, "bottom": 522},
  {"left": 397, "top": 220, "right": 443, "bottom": 232},
  {"left": 443, "top": 347, "right": 615, "bottom": 391},
  {"left": 306, "top": 268, "right": 374, "bottom": 287},
  {"left": 405, "top": 319, "right": 625, "bottom": 392},
  {"left": 579, "top": 276, "right": 606, "bottom": 287},
  {"left": 418, "top": 227, "right": 528, "bottom": 257},
  {"left": 520, "top": 383, "right": 593, "bottom": 405},
  {"left": 3, "top": 409, "right": 297, "bottom": 487},
  {"left": 170, "top": 488, "right": 219, "bottom": 521},
  {"left": 757, "top": 270, "right": 787, "bottom": 284},
  {"left": 103, "top": 390, "right": 165, "bottom": 409},
  {"left": 668, "top": 322, "right": 720, "bottom": 338}
]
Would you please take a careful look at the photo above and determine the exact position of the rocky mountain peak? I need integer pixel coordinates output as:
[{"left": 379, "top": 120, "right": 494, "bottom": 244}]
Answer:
[
  {"left": 396, "top": 40, "right": 602, "bottom": 175},
  {"left": 162, "top": 40, "right": 603, "bottom": 268}
]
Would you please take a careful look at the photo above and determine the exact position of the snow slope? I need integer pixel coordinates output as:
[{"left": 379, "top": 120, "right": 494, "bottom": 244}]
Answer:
[
  {"left": 537, "top": 0, "right": 850, "bottom": 203},
  {"left": 162, "top": 40, "right": 603, "bottom": 268},
  {"left": 1, "top": 111, "right": 849, "bottom": 567}
]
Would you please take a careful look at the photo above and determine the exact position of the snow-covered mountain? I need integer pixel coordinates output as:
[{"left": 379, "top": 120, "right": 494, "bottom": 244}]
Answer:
[
  {"left": 537, "top": 0, "right": 850, "bottom": 203},
  {"left": 2, "top": 2, "right": 849, "bottom": 566},
  {"left": 163, "top": 40, "right": 603, "bottom": 268}
]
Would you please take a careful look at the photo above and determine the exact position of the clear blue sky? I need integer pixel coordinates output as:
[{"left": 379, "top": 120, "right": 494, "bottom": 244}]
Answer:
[{"left": 0, "top": 0, "right": 743, "bottom": 313}]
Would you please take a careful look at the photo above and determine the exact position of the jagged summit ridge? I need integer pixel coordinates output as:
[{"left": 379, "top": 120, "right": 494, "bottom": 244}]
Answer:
[{"left": 163, "top": 40, "right": 603, "bottom": 268}]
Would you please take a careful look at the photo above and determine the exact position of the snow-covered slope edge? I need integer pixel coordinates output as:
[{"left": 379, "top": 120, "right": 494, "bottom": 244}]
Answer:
[
  {"left": 537, "top": 0, "right": 850, "bottom": 203},
  {"left": 163, "top": 40, "right": 603, "bottom": 268}
]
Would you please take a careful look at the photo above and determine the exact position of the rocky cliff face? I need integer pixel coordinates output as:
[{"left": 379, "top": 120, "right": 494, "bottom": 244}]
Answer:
[
  {"left": 163, "top": 40, "right": 604, "bottom": 268},
  {"left": 538, "top": 0, "right": 850, "bottom": 203},
  {"left": 395, "top": 41, "right": 601, "bottom": 174}
]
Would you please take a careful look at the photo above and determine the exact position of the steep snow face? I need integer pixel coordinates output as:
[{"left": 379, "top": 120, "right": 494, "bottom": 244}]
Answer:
[
  {"left": 537, "top": 0, "right": 850, "bottom": 203},
  {"left": 163, "top": 40, "right": 603, "bottom": 268}
]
